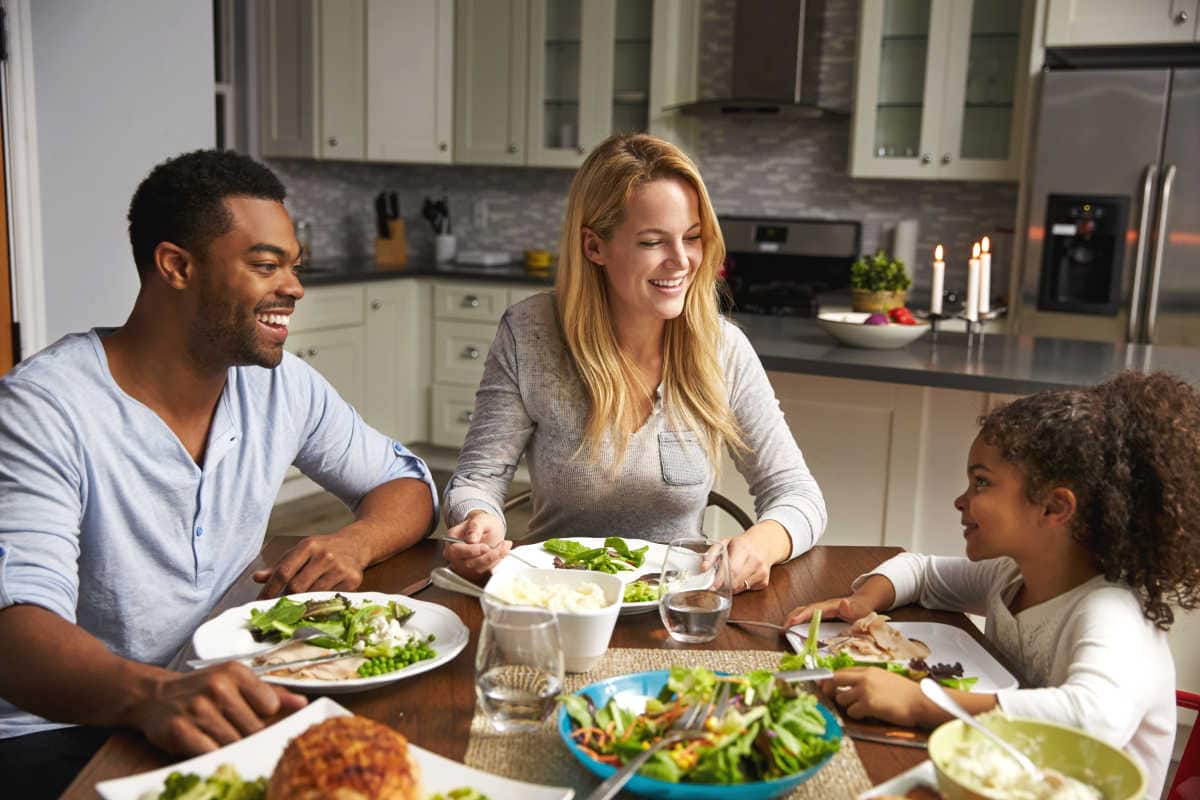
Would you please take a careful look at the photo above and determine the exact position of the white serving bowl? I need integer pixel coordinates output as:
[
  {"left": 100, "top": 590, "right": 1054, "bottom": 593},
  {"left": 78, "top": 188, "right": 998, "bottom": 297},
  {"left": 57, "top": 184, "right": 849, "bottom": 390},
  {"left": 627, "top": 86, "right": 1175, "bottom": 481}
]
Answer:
[
  {"left": 484, "top": 568, "right": 623, "bottom": 673},
  {"left": 816, "top": 311, "right": 930, "bottom": 349}
]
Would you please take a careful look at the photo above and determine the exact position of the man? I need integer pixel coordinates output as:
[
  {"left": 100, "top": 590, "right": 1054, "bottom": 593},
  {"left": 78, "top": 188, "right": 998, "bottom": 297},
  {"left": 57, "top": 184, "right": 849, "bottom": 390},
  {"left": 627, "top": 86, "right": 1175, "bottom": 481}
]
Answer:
[{"left": 0, "top": 150, "right": 436, "bottom": 797}]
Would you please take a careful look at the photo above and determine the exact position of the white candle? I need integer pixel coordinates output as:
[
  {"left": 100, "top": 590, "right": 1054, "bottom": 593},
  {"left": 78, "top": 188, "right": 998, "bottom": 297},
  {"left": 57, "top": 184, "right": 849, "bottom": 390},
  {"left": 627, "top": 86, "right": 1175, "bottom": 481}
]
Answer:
[
  {"left": 979, "top": 235, "right": 991, "bottom": 314},
  {"left": 931, "top": 244, "right": 945, "bottom": 315},
  {"left": 965, "top": 241, "right": 981, "bottom": 322}
]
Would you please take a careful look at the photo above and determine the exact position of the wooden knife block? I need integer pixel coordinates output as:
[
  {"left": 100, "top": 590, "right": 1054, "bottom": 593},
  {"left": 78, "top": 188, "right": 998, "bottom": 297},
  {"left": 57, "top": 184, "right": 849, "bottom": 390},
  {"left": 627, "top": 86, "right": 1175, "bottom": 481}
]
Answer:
[{"left": 375, "top": 219, "right": 408, "bottom": 268}]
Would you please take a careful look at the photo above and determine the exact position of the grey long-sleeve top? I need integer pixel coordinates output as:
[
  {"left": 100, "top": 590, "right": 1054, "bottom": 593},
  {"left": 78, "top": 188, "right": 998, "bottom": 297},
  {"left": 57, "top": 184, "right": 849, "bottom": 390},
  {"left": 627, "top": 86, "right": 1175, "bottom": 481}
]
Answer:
[{"left": 443, "top": 293, "right": 827, "bottom": 559}]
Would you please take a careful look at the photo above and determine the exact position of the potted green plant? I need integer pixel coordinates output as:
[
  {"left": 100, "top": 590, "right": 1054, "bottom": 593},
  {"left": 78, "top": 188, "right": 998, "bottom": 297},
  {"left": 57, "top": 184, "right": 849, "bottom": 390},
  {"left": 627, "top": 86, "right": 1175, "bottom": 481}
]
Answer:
[{"left": 850, "top": 250, "right": 912, "bottom": 313}]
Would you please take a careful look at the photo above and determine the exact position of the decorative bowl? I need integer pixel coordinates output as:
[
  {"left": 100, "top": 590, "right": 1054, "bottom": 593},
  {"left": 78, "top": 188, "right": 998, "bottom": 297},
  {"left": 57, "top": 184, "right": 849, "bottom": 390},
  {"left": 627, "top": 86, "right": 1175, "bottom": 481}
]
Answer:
[
  {"left": 557, "top": 670, "right": 841, "bottom": 800},
  {"left": 816, "top": 312, "right": 929, "bottom": 350},
  {"left": 928, "top": 715, "right": 1146, "bottom": 800}
]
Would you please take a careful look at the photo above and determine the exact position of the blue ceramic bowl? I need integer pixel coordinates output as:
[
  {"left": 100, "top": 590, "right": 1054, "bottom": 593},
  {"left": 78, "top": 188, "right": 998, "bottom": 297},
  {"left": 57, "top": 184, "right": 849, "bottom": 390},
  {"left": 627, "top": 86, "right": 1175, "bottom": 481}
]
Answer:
[{"left": 557, "top": 669, "right": 841, "bottom": 800}]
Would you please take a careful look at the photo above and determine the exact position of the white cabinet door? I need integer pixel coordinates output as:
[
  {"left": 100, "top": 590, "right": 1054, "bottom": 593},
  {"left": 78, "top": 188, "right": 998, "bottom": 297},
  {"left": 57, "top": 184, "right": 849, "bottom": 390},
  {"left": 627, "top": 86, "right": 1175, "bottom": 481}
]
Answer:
[
  {"left": 454, "top": 0, "right": 529, "bottom": 165},
  {"left": 1045, "top": 0, "right": 1198, "bottom": 46},
  {"left": 290, "top": 284, "right": 365, "bottom": 333},
  {"left": 431, "top": 383, "right": 479, "bottom": 448},
  {"left": 364, "top": 280, "right": 432, "bottom": 443},
  {"left": 318, "top": 0, "right": 366, "bottom": 160},
  {"left": 367, "top": 0, "right": 454, "bottom": 163},
  {"left": 288, "top": 326, "right": 368, "bottom": 414},
  {"left": 850, "top": 0, "right": 1032, "bottom": 182},
  {"left": 433, "top": 320, "right": 498, "bottom": 385},
  {"left": 258, "top": 0, "right": 318, "bottom": 158}
]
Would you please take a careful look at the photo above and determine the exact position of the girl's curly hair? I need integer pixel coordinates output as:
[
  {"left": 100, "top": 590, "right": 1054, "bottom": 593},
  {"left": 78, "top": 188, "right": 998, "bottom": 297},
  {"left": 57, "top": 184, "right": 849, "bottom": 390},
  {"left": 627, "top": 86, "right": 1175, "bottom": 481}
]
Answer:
[{"left": 978, "top": 371, "right": 1200, "bottom": 630}]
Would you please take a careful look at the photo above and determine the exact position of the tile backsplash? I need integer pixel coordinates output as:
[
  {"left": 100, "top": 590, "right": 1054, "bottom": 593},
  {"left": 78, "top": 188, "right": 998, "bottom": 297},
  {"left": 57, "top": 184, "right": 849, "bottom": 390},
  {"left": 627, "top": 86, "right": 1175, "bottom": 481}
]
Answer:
[{"left": 271, "top": 0, "right": 1018, "bottom": 305}]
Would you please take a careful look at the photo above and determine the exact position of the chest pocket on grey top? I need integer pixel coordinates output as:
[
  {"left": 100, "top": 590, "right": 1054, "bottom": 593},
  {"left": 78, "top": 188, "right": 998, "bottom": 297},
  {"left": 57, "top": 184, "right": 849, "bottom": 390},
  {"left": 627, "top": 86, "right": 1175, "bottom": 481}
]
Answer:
[{"left": 658, "top": 431, "right": 708, "bottom": 486}]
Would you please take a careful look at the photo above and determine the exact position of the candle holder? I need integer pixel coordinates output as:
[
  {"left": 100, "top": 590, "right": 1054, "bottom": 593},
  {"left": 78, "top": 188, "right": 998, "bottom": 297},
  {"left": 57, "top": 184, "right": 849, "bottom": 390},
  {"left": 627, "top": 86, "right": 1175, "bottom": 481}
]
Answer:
[
  {"left": 913, "top": 310, "right": 955, "bottom": 338},
  {"left": 956, "top": 313, "right": 984, "bottom": 337}
]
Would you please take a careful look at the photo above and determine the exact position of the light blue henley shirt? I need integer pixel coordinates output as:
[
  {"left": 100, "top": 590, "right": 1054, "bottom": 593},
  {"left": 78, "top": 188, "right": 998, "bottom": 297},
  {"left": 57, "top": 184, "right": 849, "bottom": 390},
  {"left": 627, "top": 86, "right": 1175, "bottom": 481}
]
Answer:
[{"left": 0, "top": 330, "right": 436, "bottom": 738}]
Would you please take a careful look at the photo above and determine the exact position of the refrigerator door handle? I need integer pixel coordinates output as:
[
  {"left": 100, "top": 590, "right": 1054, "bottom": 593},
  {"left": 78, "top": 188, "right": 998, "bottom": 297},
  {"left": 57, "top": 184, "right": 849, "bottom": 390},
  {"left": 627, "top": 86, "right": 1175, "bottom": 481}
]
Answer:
[
  {"left": 1127, "top": 163, "right": 1159, "bottom": 343},
  {"left": 1144, "top": 164, "right": 1177, "bottom": 345}
]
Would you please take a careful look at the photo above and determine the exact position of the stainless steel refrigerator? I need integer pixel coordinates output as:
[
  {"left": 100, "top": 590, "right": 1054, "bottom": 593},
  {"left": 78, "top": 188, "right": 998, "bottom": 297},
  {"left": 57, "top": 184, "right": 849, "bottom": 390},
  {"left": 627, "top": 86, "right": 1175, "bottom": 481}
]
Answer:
[{"left": 1013, "top": 67, "right": 1199, "bottom": 346}]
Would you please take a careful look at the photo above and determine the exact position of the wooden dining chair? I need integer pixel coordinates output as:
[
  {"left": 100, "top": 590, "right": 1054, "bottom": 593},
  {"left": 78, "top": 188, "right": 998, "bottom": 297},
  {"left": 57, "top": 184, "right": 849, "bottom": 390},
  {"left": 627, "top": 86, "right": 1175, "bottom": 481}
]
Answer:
[
  {"left": 502, "top": 489, "right": 754, "bottom": 531},
  {"left": 1170, "top": 689, "right": 1200, "bottom": 800}
]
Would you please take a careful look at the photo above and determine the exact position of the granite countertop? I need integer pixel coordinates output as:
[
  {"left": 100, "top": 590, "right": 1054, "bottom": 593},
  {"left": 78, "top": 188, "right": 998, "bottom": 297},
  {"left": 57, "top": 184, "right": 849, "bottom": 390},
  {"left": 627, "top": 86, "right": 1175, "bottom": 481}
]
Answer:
[
  {"left": 301, "top": 255, "right": 554, "bottom": 287},
  {"left": 297, "top": 258, "right": 1198, "bottom": 393}
]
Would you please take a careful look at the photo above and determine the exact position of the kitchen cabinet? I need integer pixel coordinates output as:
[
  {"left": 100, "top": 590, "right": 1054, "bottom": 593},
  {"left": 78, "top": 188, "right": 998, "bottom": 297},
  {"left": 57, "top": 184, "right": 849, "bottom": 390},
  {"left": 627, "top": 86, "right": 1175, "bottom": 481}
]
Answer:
[
  {"left": 258, "top": 0, "right": 454, "bottom": 164},
  {"left": 453, "top": 0, "right": 697, "bottom": 167},
  {"left": 364, "top": 280, "right": 432, "bottom": 445},
  {"left": 849, "top": 0, "right": 1035, "bottom": 181},
  {"left": 1045, "top": 0, "right": 1199, "bottom": 46},
  {"left": 257, "top": 0, "right": 366, "bottom": 160},
  {"left": 367, "top": 0, "right": 454, "bottom": 163}
]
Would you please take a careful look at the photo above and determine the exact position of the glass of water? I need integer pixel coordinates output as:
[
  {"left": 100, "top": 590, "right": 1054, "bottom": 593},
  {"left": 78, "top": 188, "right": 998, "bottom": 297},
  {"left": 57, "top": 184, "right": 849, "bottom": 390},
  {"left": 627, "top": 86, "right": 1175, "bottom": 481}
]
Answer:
[
  {"left": 658, "top": 537, "right": 732, "bottom": 644},
  {"left": 474, "top": 597, "right": 564, "bottom": 732}
]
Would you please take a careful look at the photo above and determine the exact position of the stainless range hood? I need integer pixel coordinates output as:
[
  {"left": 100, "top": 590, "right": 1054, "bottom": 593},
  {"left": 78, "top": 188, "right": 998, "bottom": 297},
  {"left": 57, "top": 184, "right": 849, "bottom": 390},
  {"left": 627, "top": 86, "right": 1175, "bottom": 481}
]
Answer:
[{"left": 673, "top": 0, "right": 839, "bottom": 119}]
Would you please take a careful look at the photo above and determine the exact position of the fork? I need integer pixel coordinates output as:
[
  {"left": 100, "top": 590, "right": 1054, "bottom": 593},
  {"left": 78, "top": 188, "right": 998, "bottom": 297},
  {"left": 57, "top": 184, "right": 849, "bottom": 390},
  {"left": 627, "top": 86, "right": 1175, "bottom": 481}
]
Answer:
[
  {"left": 186, "top": 625, "right": 330, "bottom": 670},
  {"left": 586, "top": 681, "right": 732, "bottom": 800},
  {"left": 435, "top": 534, "right": 541, "bottom": 569}
]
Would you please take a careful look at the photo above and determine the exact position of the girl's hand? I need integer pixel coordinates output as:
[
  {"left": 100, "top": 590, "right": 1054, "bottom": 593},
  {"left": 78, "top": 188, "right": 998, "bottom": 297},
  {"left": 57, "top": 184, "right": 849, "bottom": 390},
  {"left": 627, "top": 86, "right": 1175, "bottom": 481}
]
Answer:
[
  {"left": 442, "top": 510, "right": 511, "bottom": 582},
  {"left": 784, "top": 595, "right": 876, "bottom": 628},
  {"left": 818, "top": 667, "right": 926, "bottom": 728}
]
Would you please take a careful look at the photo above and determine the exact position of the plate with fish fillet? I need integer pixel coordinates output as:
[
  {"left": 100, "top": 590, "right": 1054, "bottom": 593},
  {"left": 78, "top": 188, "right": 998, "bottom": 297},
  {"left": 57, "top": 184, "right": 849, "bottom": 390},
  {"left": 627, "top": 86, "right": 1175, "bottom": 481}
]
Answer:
[{"left": 786, "top": 612, "right": 1019, "bottom": 693}]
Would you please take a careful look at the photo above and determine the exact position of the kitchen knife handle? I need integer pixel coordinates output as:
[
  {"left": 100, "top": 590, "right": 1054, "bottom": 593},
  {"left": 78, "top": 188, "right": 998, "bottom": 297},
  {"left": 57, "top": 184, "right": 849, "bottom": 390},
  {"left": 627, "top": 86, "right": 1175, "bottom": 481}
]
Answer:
[
  {"left": 1127, "top": 163, "right": 1158, "bottom": 343},
  {"left": 1143, "top": 164, "right": 1176, "bottom": 345}
]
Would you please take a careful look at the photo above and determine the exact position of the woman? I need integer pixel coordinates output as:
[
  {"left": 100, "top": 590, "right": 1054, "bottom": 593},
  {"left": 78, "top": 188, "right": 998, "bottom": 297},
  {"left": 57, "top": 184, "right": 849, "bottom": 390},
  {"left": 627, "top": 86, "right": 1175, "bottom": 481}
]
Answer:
[{"left": 443, "top": 133, "right": 826, "bottom": 590}]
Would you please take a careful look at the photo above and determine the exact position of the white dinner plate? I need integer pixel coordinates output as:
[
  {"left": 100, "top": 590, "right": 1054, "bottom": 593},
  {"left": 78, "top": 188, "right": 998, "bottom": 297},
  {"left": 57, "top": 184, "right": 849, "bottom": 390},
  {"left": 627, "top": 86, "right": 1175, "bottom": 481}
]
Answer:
[
  {"left": 191, "top": 591, "right": 469, "bottom": 694},
  {"left": 96, "top": 697, "right": 574, "bottom": 800},
  {"left": 857, "top": 759, "right": 937, "bottom": 798},
  {"left": 492, "top": 537, "right": 669, "bottom": 616},
  {"left": 785, "top": 620, "right": 1018, "bottom": 693}
]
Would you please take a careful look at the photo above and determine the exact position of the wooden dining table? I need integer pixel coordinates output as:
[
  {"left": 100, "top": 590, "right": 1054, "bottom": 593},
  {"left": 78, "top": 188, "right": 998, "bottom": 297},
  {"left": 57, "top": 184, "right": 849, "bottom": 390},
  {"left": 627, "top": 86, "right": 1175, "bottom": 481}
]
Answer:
[{"left": 63, "top": 540, "right": 1020, "bottom": 799}]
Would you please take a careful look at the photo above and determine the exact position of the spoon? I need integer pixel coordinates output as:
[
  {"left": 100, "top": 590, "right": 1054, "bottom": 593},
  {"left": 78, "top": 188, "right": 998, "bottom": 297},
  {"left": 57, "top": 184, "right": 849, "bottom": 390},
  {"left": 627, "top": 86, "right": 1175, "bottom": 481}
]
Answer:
[
  {"left": 919, "top": 678, "right": 1039, "bottom": 775},
  {"left": 430, "top": 566, "right": 512, "bottom": 604}
]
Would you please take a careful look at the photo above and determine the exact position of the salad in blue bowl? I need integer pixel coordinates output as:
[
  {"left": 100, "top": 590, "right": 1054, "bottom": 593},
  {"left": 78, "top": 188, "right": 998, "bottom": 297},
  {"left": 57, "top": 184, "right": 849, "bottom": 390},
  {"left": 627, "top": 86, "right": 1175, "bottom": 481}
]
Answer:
[{"left": 557, "top": 666, "right": 841, "bottom": 800}]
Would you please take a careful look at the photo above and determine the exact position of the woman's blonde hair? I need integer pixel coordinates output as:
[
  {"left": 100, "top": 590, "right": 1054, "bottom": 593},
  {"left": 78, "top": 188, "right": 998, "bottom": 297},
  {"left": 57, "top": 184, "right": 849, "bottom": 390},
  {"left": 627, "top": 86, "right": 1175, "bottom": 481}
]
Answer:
[{"left": 555, "top": 133, "right": 744, "bottom": 466}]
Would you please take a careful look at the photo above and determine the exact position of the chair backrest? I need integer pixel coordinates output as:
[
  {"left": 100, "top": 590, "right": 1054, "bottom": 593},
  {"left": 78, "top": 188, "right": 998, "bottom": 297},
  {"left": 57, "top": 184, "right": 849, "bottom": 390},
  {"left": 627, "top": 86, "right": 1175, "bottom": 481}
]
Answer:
[
  {"left": 502, "top": 489, "right": 754, "bottom": 532},
  {"left": 1171, "top": 689, "right": 1200, "bottom": 800}
]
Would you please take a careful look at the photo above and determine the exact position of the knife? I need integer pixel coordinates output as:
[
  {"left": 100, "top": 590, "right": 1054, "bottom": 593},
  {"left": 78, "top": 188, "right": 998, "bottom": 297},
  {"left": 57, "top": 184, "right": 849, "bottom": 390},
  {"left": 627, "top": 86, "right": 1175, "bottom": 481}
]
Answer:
[
  {"left": 252, "top": 649, "right": 361, "bottom": 676},
  {"left": 387, "top": 191, "right": 400, "bottom": 220},
  {"left": 375, "top": 192, "right": 391, "bottom": 239},
  {"left": 399, "top": 575, "right": 432, "bottom": 596},
  {"left": 843, "top": 725, "right": 928, "bottom": 750}
]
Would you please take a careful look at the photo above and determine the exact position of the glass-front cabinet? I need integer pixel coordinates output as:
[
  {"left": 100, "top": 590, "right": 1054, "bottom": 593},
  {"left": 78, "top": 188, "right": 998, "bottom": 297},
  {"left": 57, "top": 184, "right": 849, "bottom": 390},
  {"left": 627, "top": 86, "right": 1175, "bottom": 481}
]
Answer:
[{"left": 849, "top": 0, "right": 1033, "bottom": 181}]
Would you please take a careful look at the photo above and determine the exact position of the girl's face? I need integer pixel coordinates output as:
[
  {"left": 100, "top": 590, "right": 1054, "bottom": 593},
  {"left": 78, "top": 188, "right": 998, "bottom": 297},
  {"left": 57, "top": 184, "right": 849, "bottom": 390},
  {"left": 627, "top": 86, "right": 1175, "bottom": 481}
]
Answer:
[
  {"left": 953, "top": 436, "right": 1047, "bottom": 562},
  {"left": 582, "top": 177, "right": 703, "bottom": 330}
]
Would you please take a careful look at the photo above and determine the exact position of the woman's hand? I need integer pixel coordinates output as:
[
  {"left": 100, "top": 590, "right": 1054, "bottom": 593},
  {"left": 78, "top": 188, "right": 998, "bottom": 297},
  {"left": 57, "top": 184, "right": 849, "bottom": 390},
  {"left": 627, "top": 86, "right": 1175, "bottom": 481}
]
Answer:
[
  {"left": 727, "top": 521, "right": 791, "bottom": 593},
  {"left": 783, "top": 594, "right": 876, "bottom": 628},
  {"left": 818, "top": 667, "right": 926, "bottom": 728},
  {"left": 442, "top": 510, "right": 510, "bottom": 582}
]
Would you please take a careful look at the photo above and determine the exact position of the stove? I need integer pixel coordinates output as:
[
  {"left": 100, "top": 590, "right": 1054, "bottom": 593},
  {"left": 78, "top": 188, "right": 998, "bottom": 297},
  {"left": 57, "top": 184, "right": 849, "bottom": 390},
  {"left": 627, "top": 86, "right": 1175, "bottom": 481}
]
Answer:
[{"left": 720, "top": 216, "right": 861, "bottom": 317}]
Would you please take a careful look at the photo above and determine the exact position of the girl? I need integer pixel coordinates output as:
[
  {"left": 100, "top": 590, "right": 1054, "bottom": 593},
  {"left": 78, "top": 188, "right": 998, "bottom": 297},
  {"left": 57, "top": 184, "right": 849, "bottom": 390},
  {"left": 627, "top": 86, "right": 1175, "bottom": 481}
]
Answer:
[
  {"left": 442, "top": 133, "right": 826, "bottom": 589},
  {"left": 785, "top": 371, "right": 1200, "bottom": 799}
]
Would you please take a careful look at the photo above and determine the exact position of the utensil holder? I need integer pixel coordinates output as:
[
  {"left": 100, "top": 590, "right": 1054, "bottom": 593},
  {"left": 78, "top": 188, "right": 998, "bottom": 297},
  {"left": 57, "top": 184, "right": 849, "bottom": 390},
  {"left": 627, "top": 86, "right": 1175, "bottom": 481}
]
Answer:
[
  {"left": 435, "top": 234, "right": 457, "bottom": 264},
  {"left": 375, "top": 219, "right": 408, "bottom": 268}
]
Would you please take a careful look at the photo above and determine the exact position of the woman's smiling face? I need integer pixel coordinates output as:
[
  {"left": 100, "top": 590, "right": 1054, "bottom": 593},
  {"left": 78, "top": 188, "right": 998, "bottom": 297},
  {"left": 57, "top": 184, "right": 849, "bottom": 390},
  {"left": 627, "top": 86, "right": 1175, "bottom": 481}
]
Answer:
[{"left": 582, "top": 177, "right": 702, "bottom": 330}]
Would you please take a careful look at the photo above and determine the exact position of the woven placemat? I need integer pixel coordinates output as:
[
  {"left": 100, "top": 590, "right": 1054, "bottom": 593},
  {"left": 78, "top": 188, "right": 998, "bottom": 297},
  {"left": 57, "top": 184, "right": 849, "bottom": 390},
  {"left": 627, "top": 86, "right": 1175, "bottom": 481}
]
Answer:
[{"left": 464, "top": 648, "right": 873, "bottom": 799}]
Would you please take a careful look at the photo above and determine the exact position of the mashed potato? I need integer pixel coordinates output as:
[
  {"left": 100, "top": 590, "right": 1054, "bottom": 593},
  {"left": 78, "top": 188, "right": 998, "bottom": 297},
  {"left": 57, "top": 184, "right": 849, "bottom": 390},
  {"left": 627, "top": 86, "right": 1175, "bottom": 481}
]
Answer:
[
  {"left": 493, "top": 576, "right": 613, "bottom": 612},
  {"left": 942, "top": 734, "right": 1102, "bottom": 800}
]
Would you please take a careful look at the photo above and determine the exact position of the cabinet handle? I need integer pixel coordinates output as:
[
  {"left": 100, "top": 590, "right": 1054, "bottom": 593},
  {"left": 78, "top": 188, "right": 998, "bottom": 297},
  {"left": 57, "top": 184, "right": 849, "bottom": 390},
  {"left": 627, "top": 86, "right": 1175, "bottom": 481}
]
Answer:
[
  {"left": 920, "top": 153, "right": 932, "bottom": 165},
  {"left": 1176, "top": 10, "right": 1189, "bottom": 23},
  {"left": 462, "top": 295, "right": 480, "bottom": 308},
  {"left": 327, "top": 136, "right": 338, "bottom": 147},
  {"left": 295, "top": 350, "right": 306, "bottom": 359},
  {"left": 941, "top": 153, "right": 952, "bottom": 164},
  {"left": 507, "top": 143, "right": 518, "bottom": 154},
  {"left": 370, "top": 300, "right": 383, "bottom": 311},
  {"left": 307, "top": 347, "right": 318, "bottom": 357},
  {"left": 462, "top": 346, "right": 481, "bottom": 360},
  {"left": 576, "top": 144, "right": 586, "bottom": 155},
  {"left": 459, "top": 410, "right": 474, "bottom": 424},
  {"left": 439, "top": 142, "right": 448, "bottom": 151}
]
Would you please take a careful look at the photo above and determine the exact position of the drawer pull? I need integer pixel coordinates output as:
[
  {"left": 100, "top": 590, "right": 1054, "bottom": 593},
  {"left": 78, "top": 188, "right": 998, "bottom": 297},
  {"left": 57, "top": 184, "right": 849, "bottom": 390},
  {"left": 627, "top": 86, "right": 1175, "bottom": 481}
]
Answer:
[
  {"left": 370, "top": 300, "right": 383, "bottom": 311},
  {"left": 295, "top": 350, "right": 306, "bottom": 359},
  {"left": 462, "top": 295, "right": 481, "bottom": 308},
  {"left": 459, "top": 410, "right": 474, "bottom": 424},
  {"left": 307, "top": 347, "right": 318, "bottom": 357},
  {"left": 462, "top": 346, "right": 481, "bottom": 360}
]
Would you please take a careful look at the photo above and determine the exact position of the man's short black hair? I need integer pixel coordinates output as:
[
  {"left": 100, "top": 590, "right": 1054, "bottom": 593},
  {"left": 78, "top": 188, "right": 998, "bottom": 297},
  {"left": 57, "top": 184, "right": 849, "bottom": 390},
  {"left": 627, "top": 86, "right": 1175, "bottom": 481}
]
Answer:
[{"left": 127, "top": 149, "right": 287, "bottom": 276}]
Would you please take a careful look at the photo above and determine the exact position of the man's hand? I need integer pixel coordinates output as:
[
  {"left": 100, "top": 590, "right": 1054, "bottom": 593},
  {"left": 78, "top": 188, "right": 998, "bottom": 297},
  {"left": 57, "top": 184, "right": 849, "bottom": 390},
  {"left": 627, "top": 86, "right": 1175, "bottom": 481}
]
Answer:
[
  {"left": 727, "top": 521, "right": 791, "bottom": 593},
  {"left": 443, "top": 510, "right": 510, "bottom": 582},
  {"left": 253, "top": 529, "right": 368, "bottom": 598},
  {"left": 124, "top": 662, "right": 307, "bottom": 754}
]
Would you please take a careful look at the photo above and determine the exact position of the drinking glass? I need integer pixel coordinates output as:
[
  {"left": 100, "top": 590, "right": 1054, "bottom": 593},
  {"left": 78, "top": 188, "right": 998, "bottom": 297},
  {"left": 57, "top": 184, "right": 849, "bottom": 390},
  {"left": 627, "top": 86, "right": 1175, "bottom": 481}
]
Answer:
[
  {"left": 658, "top": 537, "right": 733, "bottom": 643},
  {"left": 474, "top": 597, "right": 564, "bottom": 732}
]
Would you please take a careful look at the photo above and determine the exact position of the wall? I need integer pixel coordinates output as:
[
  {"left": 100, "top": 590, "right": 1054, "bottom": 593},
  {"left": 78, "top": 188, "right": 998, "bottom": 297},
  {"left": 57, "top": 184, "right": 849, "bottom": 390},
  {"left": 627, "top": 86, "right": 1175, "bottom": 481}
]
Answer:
[
  {"left": 279, "top": 0, "right": 1018, "bottom": 304},
  {"left": 30, "top": 0, "right": 214, "bottom": 345}
]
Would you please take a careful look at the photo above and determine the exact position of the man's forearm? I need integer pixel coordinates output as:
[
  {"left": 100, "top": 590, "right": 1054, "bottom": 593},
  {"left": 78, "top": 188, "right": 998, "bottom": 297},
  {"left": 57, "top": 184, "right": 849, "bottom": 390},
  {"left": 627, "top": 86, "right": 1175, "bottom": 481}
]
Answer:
[
  {"left": 344, "top": 477, "right": 435, "bottom": 567},
  {"left": 0, "top": 604, "right": 163, "bottom": 729}
]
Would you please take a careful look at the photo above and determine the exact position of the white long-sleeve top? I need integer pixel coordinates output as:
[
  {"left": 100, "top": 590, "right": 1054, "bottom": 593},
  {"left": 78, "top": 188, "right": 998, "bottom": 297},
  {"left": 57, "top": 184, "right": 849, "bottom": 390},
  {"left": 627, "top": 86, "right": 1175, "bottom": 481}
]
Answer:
[{"left": 860, "top": 553, "right": 1175, "bottom": 799}]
